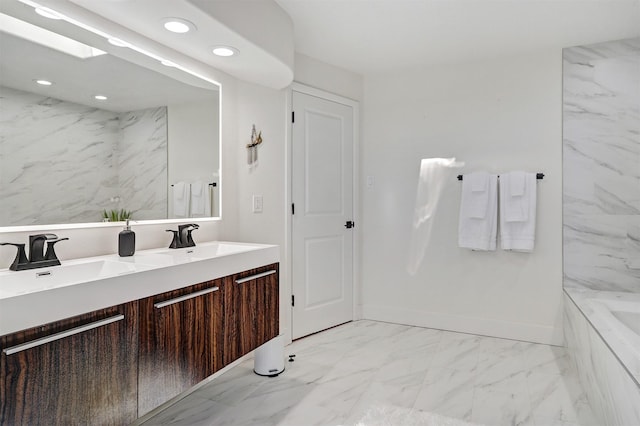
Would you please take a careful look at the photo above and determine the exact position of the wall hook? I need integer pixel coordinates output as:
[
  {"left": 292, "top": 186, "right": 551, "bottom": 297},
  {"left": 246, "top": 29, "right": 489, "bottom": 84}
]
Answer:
[{"left": 247, "top": 124, "right": 263, "bottom": 165}]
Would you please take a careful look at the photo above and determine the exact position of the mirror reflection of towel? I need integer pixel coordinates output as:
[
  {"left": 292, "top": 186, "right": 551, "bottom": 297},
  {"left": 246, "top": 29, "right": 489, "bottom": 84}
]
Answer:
[
  {"left": 190, "top": 181, "right": 211, "bottom": 216},
  {"left": 173, "top": 182, "right": 188, "bottom": 217}
]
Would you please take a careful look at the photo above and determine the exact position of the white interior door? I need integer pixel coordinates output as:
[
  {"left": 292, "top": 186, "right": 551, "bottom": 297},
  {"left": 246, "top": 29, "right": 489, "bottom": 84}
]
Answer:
[{"left": 291, "top": 90, "right": 354, "bottom": 340}]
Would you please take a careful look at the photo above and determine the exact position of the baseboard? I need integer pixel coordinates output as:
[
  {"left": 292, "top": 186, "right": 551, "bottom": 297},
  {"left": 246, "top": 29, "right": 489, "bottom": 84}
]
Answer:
[{"left": 362, "top": 304, "right": 563, "bottom": 346}]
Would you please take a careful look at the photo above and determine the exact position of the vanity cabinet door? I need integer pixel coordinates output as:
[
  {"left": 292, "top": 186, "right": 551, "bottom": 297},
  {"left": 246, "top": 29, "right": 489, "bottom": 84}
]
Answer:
[
  {"left": 219, "top": 277, "right": 241, "bottom": 368},
  {"left": 0, "top": 302, "right": 138, "bottom": 426},
  {"left": 138, "top": 279, "right": 221, "bottom": 416},
  {"left": 233, "top": 264, "right": 279, "bottom": 358}
]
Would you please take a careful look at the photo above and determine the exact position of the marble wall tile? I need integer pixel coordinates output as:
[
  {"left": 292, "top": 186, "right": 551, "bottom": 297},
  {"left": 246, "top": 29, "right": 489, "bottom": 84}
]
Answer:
[
  {"left": 564, "top": 215, "right": 640, "bottom": 292},
  {"left": 0, "top": 86, "right": 120, "bottom": 225},
  {"left": 117, "top": 107, "right": 167, "bottom": 220},
  {"left": 563, "top": 38, "right": 640, "bottom": 293},
  {"left": 0, "top": 86, "right": 168, "bottom": 226}
]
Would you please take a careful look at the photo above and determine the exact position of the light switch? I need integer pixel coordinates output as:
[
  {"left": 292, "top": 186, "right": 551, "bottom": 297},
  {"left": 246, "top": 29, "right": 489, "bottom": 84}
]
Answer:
[{"left": 253, "top": 195, "right": 263, "bottom": 213}]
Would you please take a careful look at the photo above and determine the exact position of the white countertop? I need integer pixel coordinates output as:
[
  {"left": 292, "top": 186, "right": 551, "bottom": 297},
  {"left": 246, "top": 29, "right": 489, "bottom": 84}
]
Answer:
[{"left": 0, "top": 241, "right": 279, "bottom": 336}]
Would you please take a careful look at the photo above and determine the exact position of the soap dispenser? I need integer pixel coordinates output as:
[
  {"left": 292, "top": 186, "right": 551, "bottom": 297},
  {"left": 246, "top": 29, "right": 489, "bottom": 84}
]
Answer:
[{"left": 118, "top": 219, "right": 135, "bottom": 257}]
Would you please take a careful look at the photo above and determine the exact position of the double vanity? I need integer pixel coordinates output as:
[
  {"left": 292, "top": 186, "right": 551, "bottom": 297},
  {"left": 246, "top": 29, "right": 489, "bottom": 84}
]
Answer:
[{"left": 0, "top": 241, "right": 280, "bottom": 424}]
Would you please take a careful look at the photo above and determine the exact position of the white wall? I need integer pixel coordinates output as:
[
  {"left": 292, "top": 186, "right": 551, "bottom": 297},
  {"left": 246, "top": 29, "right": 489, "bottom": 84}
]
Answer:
[
  {"left": 222, "top": 79, "right": 289, "bottom": 338},
  {"left": 294, "top": 53, "right": 363, "bottom": 102},
  {"left": 361, "top": 49, "right": 564, "bottom": 345}
]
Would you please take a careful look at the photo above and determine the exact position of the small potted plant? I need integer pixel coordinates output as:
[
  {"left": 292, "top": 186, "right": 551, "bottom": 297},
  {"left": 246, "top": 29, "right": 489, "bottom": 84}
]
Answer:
[{"left": 102, "top": 209, "right": 132, "bottom": 222}]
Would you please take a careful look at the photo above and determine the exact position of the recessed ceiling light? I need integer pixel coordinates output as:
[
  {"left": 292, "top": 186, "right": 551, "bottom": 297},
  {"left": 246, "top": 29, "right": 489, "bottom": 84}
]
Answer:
[
  {"left": 94, "top": 95, "right": 108, "bottom": 101},
  {"left": 34, "top": 7, "right": 63, "bottom": 20},
  {"left": 162, "top": 18, "right": 195, "bottom": 34},
  {"left": 35, "top": 79, "right": 53, "bottom": 86},
  {"left": 212, "top": 46, "right": 237, "bottom": 57}
]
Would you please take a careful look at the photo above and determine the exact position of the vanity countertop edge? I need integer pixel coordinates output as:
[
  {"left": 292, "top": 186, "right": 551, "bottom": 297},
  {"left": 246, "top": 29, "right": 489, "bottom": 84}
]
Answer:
[{"left": 0, "top": 241, "right": 280, "bottom": 336}]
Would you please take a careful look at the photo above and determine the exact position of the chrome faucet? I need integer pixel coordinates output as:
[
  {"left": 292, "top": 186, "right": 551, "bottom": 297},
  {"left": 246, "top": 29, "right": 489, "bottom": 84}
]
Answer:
[
  {"left": 166, "top": 224, "right": 199, "bottom": 249},
  {"left": 1, "top": 234, "right": 68, "bottom": 271}
]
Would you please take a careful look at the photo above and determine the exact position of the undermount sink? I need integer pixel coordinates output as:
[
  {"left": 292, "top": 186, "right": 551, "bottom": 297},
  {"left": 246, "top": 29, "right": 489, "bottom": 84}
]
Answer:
[
  {"left": 154, "top": 242, "right": 263, "bottom": 259},
  {"left": 0, "top": 259, "right": 150, "bottom": 298},
  {"left": 0, "top": 242, "right": 267, "bottom": 299},
  {"left": 115, "top": 252, "right": 177, "bottom": 266}
]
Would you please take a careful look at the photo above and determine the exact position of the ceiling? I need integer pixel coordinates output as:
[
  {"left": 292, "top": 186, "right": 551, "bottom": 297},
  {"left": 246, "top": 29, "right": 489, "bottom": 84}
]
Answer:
[
  {"left": 275, "top": 0, "right": 640, "bottom": 75},
  {"left": 0, "top": 0, "right": 219, "bottom": 112},
  {"left": 69, "top": 0, "right": 294, "bottom": 88},
  {"left": 3, "top": 0, "right": 638, "bottom": 88}
]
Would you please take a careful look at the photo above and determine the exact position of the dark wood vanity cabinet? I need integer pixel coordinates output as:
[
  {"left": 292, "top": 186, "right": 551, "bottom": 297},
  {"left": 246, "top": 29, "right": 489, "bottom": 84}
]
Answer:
[
  {"left": 0, "top": 262, "right": 279, "bottom": 425},
  {"left": 233, "top": 264, "right": 280, "bottom": 360},
  {"left": 219, "top": 263, "right": 280, "bottom": 367},
  {"left": 137, "top": 279, "right": 222, "bottom": 416},
  {"left": 0, "top": 302, "right": 138, "bottom": 426}
]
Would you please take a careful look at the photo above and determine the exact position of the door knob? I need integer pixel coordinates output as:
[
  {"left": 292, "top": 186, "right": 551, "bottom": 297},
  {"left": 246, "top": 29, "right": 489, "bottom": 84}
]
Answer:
[{"left": 345, "top": 221, "right": 355, "bottom": 229}]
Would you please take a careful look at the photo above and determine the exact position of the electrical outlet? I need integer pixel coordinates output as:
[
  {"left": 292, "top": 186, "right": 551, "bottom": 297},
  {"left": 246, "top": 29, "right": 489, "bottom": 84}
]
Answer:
[{"left": 252, "top": 195, "right": 263, "bottom": 213}]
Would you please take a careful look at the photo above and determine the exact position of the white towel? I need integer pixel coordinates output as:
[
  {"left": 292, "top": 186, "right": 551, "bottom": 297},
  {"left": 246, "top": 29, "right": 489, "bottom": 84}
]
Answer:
[
  {"left": 503, "top": 171, "right": 528, "bottom": 222},
  {"left": 458, "top": 173, "right": 498, "bottom": 251},
  {"left": 407, "top": 158, "right": 464, "bottom": 275},
  {"left": 510, "top": 171, "right": 526, "bottom": 196},
  {"left": 466, "top": 172, "right": 490, "bottom": 218},
  {"left": 190, "top": 181, "right": 211, "bottom": 216},
  {"left": 499, "top": 172, "right": 537, "bottom": 252},
  {"left": 173, "top": 181, "right": 188, "bottom": 217}
]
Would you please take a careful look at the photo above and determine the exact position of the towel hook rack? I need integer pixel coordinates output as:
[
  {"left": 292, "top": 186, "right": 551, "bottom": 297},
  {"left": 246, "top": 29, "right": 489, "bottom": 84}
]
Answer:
[{"left": 457, "top": 173, "right": 544, "bottom": 181}]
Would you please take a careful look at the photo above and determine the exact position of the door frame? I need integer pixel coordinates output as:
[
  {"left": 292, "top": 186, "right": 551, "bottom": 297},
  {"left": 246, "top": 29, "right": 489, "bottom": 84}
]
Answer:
[{"left": 285, "top": 82, "right": 361, "bottom": 344}]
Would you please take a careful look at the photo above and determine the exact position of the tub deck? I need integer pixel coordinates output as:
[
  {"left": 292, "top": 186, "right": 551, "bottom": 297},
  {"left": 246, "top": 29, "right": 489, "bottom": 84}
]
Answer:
[{"left": 565, "top": 288, "right": 640, "bottom": 387}]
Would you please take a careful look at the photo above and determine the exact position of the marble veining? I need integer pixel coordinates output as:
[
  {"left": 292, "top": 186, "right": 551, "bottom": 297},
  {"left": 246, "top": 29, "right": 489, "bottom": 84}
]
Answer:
[
  {"left": 0, "top": 86, "right": 167, "bottom": 225},
  {"left": 117, "top": 107, "right": 167, "bottom": 220},
  {"left": 0, "top": 86, "right": 119, "bottom": 225},
  {"left": 565, "top": 288, "right": 640, "bottom": 386},
  {"left": 137, "top": 320, "right": 595, "bottom": 426},
  {"left": 564, "top": 291, "right": 640, "bottom": 425},
  {"left": 563, "top": 37, "right": 640, "bottom": 293}
]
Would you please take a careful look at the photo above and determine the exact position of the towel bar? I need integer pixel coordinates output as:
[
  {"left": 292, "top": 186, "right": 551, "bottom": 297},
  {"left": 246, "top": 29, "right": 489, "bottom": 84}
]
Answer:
[
  {"left": 457, "top": 173, "right": 544, "bottom": 181},
  {"left": 171, "top": 182, "right": 217, "bottom": 187}
]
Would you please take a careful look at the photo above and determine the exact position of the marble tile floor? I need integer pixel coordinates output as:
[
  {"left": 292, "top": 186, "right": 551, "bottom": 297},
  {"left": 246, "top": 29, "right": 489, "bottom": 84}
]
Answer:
[{"left": 140, "top": 320, "right": 598, "bottom": 426}]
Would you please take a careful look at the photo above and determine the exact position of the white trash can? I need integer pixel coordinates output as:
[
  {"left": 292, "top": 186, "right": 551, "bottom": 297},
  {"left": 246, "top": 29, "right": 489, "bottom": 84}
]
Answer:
[{"left": 254, "top": 335, "right": 285, "bottom": 377}]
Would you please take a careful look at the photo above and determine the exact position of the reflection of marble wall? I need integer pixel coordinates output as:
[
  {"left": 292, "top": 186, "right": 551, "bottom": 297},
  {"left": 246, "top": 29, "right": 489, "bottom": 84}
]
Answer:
[
  {"left": 563, "top": 38, "right": 640, "bottom": 293},
  {"left": 117, "top": 108, "right": 167, "bottom": 220},
  {"left": 0, "top": 86, "right": 119, "bottom": 225},
  {"left": 0, "top": 86, "right": 168, "bottom": 225},
  {"left": 564, "top": 293, "right": 640, "bottom": 424}
]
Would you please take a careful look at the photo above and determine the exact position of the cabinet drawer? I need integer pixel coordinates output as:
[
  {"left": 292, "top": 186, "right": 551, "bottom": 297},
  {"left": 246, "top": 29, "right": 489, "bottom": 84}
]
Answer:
[
  {"left": 0, "top": 302, "right": 138, "bottom": 426},
  {"left": 138, "top": 280, "right": 221, "bottom": 416},
  {"left": 222, "top": 264, "right": 279, "bottom": 364}
]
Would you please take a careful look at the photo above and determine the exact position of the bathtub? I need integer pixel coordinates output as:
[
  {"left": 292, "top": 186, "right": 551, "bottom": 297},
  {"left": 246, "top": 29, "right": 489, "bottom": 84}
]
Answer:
[
  {"left": 566, "top": 289, "right": 640, "bottom": 387},
  {"left": 565, "top": 289, "right": 640, "bottom": 424}
]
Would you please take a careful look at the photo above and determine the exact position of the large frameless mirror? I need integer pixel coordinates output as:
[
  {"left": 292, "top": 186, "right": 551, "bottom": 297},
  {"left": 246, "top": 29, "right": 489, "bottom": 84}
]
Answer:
[{"left": 0, "top": 0, "right": 221, "bottom": 228}]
